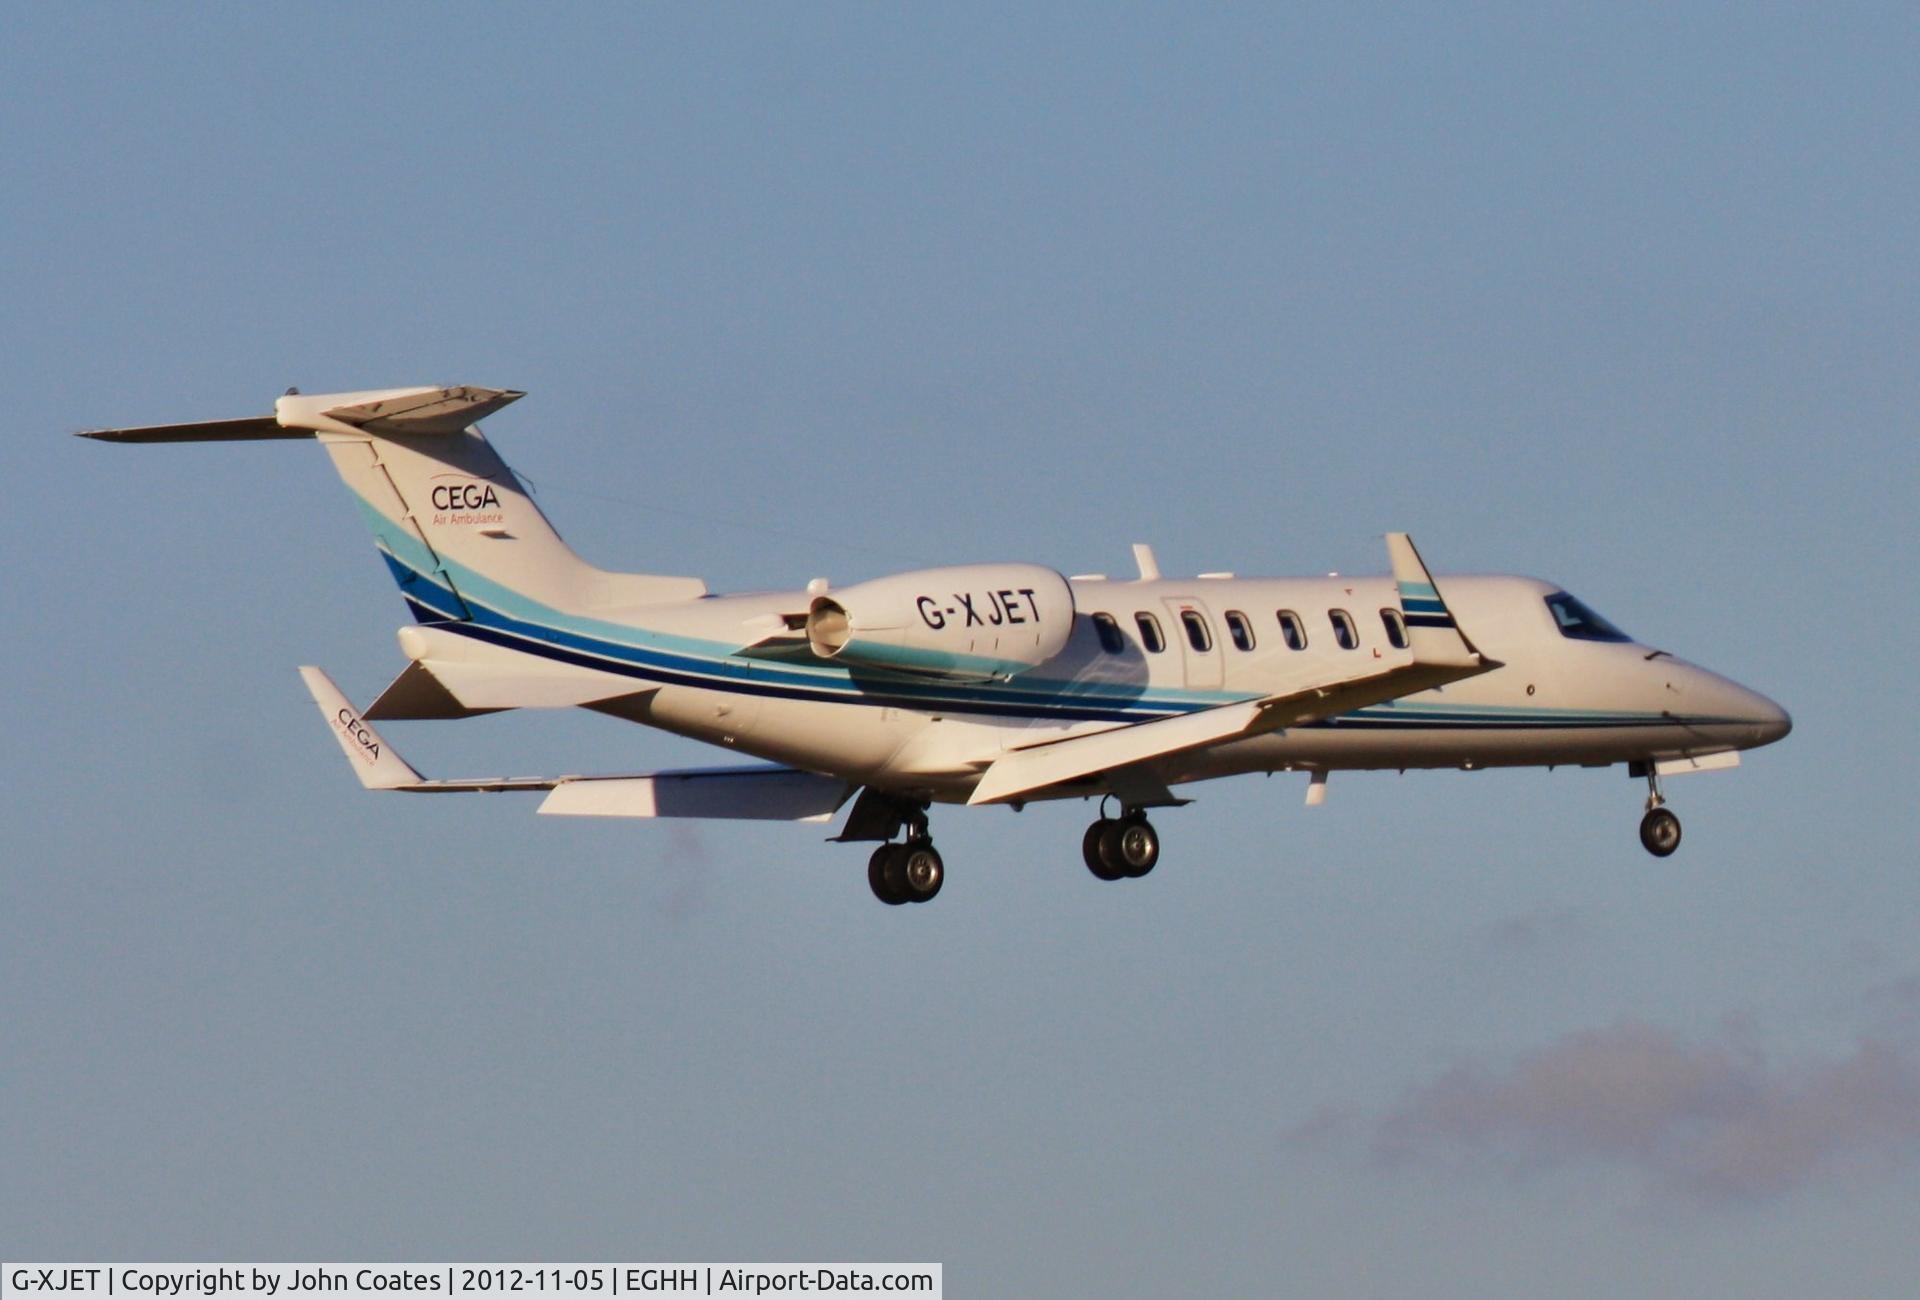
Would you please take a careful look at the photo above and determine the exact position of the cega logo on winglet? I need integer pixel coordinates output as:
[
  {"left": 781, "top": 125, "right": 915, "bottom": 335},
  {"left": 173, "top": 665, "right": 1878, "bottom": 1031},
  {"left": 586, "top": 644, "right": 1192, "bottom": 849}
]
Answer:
[
  {"left": 426, "top": 474, "right": 505, "bottom": 526},
  {"left": 335, "top": 706, "right": 380, "bottom": 764}
]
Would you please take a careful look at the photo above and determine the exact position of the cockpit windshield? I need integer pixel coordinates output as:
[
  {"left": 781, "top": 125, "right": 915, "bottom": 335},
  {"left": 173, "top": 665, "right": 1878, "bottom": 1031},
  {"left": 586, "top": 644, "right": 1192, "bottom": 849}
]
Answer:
[{"left": 1544, "top": 591, "right": 1631, "bottom": 643}]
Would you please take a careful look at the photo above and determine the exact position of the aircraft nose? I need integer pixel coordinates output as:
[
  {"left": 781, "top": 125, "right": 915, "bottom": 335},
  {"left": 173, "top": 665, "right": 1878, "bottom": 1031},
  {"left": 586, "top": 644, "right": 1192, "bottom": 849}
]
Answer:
[
  {"left": 1661, "top": 659, "right": 1791, "bottom": 750},
  {"left": 1702, "top": 672, "right": 1791, "bottom": 748},
  {"left": 1745, "top": 689, "right": 1792, "bottom": 746}
]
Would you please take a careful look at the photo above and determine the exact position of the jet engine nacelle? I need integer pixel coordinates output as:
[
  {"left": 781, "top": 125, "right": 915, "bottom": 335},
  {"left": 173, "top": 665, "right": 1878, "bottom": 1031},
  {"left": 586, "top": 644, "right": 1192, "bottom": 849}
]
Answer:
[{"left": 807, "top": 563, "right": 1076, "bottom": 680}]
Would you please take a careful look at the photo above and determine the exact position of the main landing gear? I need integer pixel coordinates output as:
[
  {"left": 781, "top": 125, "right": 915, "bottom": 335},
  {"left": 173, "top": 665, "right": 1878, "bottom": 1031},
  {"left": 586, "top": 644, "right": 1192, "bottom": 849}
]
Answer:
[
  {"left": 841, "top": 792, "right": 944, "bottom": 906},
  {"left": 1638, "top": 767, "right": 1682, "bottom": 858},
  {"left": 1082, "top": 805, "right": 1160, "bottom": 881},
  {"left": 851, "top": 791, "right": 1165, "bottom": 903},
  {"left": 867, "top": 812, "right": 945, "bottom": 906}
]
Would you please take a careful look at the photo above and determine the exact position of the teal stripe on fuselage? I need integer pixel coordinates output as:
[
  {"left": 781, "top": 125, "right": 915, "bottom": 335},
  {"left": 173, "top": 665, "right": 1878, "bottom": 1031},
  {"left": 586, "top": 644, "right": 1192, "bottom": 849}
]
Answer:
[
  {"left": 357, "top": 491, "right": 1710, "bottom": 731},
  {"left": 360, "top": 493, "right": 1134, "bottom": 690},
  {"left": 364, "top": 516, "right": 1213, "bottom": 722}
]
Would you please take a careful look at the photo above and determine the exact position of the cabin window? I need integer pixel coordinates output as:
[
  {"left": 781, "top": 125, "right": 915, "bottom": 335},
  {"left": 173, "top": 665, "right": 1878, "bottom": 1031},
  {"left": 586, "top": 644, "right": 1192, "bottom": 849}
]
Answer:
[
  {"left": 1545, "top": 591, "right": 1632, "bottom": 643},
  {"left": 1134, "top": 612, "right": 1166, "bottom": 653},
  {"left": 1091, "top": 612, "right": 1126, "bottom": 654},
  {"left": 1329, "top": 609, "right": 1359, "bottom": 650},
  {"left": 1276, "top": 609, "right": 1308, "bottom": 651},
  {"left": 1180, "top": 610, "right": 1213, "bottom": 653},
  {"left": 1224, "top": 610, "right": 1256, "bottom": 652},
  {"left": 1380, "top": 607, "right": 1409, "bottom": 649}
]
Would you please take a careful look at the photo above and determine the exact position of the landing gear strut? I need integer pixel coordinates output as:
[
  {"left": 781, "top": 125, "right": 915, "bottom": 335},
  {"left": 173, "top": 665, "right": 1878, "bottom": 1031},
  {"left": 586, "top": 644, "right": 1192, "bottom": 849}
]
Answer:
[
  {"left": 1082, "top": 806, "right": 1160, "bottom": 881},
  {"left": 1638, "top": 769, "right": 1682, "bottom": 858},
  {"left": 866, "top": 812, "right": 944, "bottom": 905}
]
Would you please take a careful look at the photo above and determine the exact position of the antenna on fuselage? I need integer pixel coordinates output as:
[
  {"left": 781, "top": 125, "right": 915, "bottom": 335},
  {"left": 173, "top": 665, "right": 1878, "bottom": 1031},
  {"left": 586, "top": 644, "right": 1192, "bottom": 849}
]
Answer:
[{"left": 1131, "top": 543, "right": 1160, "bottom": 582}]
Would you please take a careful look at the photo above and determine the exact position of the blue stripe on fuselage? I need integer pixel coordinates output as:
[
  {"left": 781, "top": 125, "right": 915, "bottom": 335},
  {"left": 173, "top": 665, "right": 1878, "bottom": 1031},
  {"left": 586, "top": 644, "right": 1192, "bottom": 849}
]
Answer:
[
  {"left": 372, "top": 548, "right": 1703, "bottom": 732},
  {"left": 381, "top": 551, "right": 1177, "bottom": 723}
]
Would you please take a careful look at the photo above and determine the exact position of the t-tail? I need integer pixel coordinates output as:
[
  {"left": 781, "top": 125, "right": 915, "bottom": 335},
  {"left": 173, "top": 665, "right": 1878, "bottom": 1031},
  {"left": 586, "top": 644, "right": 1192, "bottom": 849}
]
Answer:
[{"left": 78, "top": 386, "right": 707, "bottom": 627}]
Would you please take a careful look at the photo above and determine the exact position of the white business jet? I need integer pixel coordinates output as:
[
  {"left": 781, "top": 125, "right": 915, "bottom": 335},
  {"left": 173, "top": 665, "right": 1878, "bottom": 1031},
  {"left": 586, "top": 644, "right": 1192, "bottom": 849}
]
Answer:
[{"left": 83, "top": 386, "right": 1790, "bottom": 905}]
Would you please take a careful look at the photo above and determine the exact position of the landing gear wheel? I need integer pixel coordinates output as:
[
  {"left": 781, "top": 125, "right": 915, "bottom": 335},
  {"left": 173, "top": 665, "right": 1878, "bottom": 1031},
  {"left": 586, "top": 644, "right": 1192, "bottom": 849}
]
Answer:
[
  {"left": 899, "top": 839, "right": 944, "bottom": 903},
  {"left": 1083, "top": 819, "right": 1124, "bottom": 881},
  {"left": 1640, "top": 806, "right": 1682, "bottom": 857},
  {"left": 1113, "top": 816, "right": 1159, "bottom": 878},
  {"left": 1083, "top": 814, "right": 1158, "bottom": 880},
  {"left": 868, "top": 844, "right": 909, "bottom": 905}
]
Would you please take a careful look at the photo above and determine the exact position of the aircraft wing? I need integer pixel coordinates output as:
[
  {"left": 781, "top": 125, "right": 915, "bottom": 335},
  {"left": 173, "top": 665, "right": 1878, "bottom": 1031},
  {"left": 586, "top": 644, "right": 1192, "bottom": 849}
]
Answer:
[
  {"left": 299, "top": 666, "right": 854, "bottom": 821},
  {"left": 967, "top": 532, "right": 1498, "bottom": 806}
]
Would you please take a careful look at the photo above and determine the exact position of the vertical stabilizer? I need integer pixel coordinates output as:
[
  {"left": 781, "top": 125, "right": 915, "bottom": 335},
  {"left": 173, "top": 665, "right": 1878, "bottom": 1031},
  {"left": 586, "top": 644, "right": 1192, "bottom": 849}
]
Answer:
[
  {"left": 288, "top": 388, "right": 706, "bottom": 622},
  {"left": 80, "top": 386, "right": 708, "bottom": 623}
]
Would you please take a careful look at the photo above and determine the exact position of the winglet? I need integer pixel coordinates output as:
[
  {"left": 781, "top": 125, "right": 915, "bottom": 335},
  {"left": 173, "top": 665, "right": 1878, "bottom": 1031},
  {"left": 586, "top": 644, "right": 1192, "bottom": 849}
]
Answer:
[
  {"left": 298, "top": 666, "right": 427, "bottom": 789},
  {"left": 1386, "top": 533, "right": 1487, "bottom": 667}
]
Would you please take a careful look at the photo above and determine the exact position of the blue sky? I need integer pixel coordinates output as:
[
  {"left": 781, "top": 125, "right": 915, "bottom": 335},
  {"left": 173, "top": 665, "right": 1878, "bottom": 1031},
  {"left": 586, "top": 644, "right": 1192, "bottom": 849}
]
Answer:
[{"left": 5, "top": 5, "right": 1918, "bottom": 1294}]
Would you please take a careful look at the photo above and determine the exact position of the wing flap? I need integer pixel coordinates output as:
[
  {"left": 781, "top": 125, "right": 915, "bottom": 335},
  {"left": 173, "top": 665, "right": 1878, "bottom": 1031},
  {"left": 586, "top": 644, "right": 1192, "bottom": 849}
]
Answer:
[{"left": 539, "top": 769, "right": 854, "bottom": 821}]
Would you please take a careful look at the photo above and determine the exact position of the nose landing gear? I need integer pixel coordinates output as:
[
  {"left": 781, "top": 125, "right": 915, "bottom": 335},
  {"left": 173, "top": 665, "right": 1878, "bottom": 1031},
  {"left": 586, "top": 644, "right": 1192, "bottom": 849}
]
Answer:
[
  {"left": 1640, "top": 807, "right": 1682, "bottom": 856},
  {"left": 1082, "top": 806, "right": 1160, "bottom": 881},
  {"left": 1638, "top": 768, "right": 1682, "bottom": 857}
]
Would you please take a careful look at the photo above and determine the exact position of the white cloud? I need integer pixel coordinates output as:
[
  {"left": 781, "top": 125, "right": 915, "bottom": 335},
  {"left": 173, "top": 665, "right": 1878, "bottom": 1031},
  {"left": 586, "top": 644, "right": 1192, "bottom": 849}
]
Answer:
[{"left": 1353, "top": 1020, "right": 1920, "bottom": 1206}]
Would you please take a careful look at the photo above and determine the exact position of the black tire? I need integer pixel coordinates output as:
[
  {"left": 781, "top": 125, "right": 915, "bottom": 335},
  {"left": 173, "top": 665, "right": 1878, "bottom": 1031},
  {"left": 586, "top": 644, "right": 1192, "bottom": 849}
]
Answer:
[
  {"left": 899, "top": 840, "right": 945, "bottom": 903},
  {"left": 1083, "top": 819, "right": 1123, "bottom": 881},
  {"left": 869, "top": 844, "right": 909, "bottom": 904},
  {"left": 1640, "top": 807, "right": 1682, "bottom": 858},
  {"left": 1115, "top": 816, "right": 1159, "bottom": 877}
]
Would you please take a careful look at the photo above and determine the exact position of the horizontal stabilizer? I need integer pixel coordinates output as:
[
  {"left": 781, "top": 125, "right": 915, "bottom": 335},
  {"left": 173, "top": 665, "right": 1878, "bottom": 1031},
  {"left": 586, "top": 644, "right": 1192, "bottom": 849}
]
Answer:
[
  {"left": 76, "top": 386, "right": 522, "bottom": 443},
  {"left": 77, "top": 415, "right": 309, "bottom": 443},
  {"left": 278, "top": 385, "right": 523, "bottom": 436}
]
